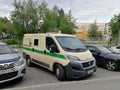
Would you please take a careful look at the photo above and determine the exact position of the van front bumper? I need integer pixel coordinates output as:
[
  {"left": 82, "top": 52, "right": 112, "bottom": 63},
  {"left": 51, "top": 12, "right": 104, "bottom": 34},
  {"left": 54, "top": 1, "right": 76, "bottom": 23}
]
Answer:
[
  {"left": 0, "top": 60, "right": 26, "bottom": 84},
  {"left": 65, "top": 60, "right": 97, "bottom": 79}
]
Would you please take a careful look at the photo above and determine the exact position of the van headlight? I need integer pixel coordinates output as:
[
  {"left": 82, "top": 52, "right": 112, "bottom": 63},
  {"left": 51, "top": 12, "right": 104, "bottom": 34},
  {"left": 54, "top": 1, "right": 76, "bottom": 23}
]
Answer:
[
  {"left": 66, "top": 55, "right": 80, "bottom": 61},
  {"left": 15, "top": 57, "right": 25, "bottom": 66}
]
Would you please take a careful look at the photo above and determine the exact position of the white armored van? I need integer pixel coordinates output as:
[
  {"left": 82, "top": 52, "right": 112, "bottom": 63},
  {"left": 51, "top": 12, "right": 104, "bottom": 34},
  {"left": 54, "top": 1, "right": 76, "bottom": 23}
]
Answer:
[{"left": 23, "top": 33, "right": 96, "bottom": 80}]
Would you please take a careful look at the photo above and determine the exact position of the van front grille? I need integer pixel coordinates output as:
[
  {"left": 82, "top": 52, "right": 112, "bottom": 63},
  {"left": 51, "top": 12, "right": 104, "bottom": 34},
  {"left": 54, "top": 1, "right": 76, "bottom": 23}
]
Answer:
[{"left": 82, "top": 61, "right": 94, "bottom": 68}]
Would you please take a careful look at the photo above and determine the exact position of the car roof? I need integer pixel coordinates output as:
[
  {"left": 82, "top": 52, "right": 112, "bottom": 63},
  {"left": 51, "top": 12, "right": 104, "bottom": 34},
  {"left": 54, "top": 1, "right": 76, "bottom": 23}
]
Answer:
[{"left": 0, "top": 42, "right": 7, "bottom": 45}]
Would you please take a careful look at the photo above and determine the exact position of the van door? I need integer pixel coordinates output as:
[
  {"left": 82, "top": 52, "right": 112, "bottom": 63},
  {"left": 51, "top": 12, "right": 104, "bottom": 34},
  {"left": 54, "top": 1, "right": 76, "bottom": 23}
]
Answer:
[{"left": 42, "top": 37, "right": 60, "bottom": 70}]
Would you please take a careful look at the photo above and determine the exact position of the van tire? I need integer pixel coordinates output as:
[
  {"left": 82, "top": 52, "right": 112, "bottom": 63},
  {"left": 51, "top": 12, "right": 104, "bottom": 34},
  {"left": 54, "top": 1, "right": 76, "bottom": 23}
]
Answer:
[
  {"left": 26, "top": 56, "right": 33, "bottom": 67},
  {"left": 55, "top": 64, "right": 65, "bottom": 81}
]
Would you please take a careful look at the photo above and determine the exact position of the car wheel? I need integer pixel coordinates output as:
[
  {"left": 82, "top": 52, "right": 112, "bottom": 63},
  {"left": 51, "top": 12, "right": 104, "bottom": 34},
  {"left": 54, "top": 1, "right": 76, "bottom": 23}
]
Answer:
[
  {"left": 106, "top": 60, "right": 118, "bottom": 71},
  {"left": 26, "top": 56, "right": 33, "bottom": 67},
  {"left": 55, "top": 64, "right": 65, "bottom": 81}
]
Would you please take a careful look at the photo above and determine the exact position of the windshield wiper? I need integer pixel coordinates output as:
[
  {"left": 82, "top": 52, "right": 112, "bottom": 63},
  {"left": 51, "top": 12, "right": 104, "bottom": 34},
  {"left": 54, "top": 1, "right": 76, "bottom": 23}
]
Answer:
[
  {"left": 63, "top": 47, "right": 73, "bottom": 50},
  {"left": 74, "top": 48, "right": 87, "bottom": 51},
  {"left": 62, "top": 47, "right": 87, "bottom": 52}
]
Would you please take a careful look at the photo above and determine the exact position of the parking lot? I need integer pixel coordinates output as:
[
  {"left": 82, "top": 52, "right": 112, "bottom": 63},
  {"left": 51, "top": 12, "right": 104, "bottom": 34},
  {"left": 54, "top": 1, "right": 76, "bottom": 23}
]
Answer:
[{"left": 1, "top": 64, "right": 120, "bottom": 89}]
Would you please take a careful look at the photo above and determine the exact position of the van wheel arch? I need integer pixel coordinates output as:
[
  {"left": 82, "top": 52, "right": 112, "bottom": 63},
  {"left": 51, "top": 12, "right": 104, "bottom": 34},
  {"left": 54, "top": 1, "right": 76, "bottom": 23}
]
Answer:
[{"left": 53, "top": 63, "right": 66, "bottom": 81}]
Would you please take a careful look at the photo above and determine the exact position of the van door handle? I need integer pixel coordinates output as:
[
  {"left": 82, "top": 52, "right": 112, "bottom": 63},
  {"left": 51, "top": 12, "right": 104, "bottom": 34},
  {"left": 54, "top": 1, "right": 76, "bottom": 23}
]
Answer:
[{"left": 44, "top": 50, "right": 46, "bottom": 54}]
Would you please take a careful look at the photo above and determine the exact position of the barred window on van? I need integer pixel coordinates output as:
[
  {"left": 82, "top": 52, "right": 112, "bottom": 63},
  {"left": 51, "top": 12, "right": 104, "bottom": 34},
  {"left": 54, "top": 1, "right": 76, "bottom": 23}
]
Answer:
[{"left": 34, "top": 39, "right": 39, "bottom": 46}]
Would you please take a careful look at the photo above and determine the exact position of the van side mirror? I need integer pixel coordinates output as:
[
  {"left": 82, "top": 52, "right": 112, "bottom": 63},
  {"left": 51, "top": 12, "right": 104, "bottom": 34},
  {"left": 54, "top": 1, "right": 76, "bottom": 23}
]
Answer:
[{"left": 50, "top": 45, "right": 57, "bottom": 53}]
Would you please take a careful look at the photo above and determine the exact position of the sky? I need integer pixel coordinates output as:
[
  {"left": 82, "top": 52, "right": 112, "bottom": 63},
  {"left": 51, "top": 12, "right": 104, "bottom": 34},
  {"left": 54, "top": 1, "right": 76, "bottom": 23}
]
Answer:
[{"left": 0, "top": 0, "right": 120, "bottom": 23}]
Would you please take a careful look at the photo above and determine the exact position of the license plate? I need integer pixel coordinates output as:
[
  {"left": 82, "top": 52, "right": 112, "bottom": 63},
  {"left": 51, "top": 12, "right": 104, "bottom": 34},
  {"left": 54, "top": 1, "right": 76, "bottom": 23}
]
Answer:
[
  {"left": 0, "top": 68, "right": 16, "bottom": 75},
  {"left": 87, "top": 69, "right": 94, "bottom": 74}
]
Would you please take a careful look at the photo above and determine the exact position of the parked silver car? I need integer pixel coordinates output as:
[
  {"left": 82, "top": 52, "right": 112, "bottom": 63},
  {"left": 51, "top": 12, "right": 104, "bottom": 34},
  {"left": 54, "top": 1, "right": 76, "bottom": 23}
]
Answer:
[
  {"left": 0, "top": 42, "right": 26, "bottom": 83},
  {"left": 111, "top": 45, "right": 120, "bottom": 54}
]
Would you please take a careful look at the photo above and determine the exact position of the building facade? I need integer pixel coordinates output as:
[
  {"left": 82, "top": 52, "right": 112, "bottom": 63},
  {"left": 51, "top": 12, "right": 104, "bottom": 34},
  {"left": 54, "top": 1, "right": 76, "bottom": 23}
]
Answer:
[{"left": 75, "top": 23, "right": 110, "bottom": 40}]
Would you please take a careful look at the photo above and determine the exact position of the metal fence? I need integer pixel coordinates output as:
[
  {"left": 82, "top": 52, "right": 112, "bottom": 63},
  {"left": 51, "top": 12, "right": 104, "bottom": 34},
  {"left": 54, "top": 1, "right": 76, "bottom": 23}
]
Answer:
[{"left": 83, "top": 37, "right": 118, "bottom": 48}]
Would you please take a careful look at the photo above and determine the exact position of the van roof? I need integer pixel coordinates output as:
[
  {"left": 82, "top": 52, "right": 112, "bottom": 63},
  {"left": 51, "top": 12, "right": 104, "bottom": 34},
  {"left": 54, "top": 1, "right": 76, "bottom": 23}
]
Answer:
[{"left": 24, "top": 33, "right": 75, "bottom": 37}]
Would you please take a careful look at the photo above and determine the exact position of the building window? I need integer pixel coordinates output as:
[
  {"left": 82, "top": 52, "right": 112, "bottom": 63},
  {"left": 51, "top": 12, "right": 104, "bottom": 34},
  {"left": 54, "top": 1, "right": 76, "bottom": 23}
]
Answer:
[{"left": 34, "top": 39, "right": 39, "bottom": 46}]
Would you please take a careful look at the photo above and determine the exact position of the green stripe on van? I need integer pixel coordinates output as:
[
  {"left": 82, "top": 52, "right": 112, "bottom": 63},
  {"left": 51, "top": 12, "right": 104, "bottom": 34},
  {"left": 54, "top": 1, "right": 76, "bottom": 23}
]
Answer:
[{"left": 23, "top": 47, "right": 66, "bottom": 59}]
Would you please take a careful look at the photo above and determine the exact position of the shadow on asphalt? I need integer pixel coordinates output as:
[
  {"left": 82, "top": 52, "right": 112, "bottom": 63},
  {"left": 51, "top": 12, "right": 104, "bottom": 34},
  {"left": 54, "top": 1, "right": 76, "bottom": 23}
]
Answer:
[
  {"left": 32, "top": 64, "right": 95, "bottom": 81},
  {"left": 0, "top": 78, "right": 24, "bottom": 89},
  {"left": 33, "top": 64, "right": 97, "bottom": 82}
]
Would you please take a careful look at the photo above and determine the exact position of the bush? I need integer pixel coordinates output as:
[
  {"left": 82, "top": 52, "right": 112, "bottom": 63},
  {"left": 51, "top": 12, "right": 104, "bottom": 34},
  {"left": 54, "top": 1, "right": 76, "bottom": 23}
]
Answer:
[{"left": 3, "top": 39, "right": 22, "bottom": 45}]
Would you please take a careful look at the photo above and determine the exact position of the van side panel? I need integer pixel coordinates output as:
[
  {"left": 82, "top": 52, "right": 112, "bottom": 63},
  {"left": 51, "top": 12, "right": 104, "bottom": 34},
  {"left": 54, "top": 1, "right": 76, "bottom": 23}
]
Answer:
[
  {"left": 23, "top": 34, "right": 69, "bottom": 71},
  {"left": 41, "top": 50, "right": 69, "bottom": 71}
]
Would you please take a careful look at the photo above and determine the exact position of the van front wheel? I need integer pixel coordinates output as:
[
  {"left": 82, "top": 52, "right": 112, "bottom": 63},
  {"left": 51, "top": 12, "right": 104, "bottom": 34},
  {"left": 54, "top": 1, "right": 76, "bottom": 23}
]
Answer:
[{"left": 55, "top": 64, "right": 65, "bottom": 81}]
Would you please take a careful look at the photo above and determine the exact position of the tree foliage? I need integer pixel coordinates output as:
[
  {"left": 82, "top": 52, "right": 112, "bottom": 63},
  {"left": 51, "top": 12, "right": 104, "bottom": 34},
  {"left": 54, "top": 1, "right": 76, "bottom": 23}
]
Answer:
[
  {"left": 109, "top": 14, "right": 120, "bottom": 38},
  {"left": 0, "top": 17, "right": 14, "bottom": 37},
  {"left": 88, "top": 20, "right": 102, "bottom": 39},
  {"left": 40, "top": 10, "right": 58, "bottom": 33},
  {"left": 58, "top": 10, "right": 75, "bottom": 34},
  {"left": 11, "top": 0, "right": 38, "bottom": 37},
  {"left": 11, "top": 0, "right": 75, "bottom": 38}
]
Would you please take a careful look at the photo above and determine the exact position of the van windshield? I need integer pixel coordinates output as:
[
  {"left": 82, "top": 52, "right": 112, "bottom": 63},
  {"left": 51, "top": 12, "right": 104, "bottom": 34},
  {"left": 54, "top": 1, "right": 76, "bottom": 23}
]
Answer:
[
  {"left": 56, "top": 36, "right": 87, "bottom": 52},
  {"left": 0, "top": 45, "right": 13, "bottom": 54}
]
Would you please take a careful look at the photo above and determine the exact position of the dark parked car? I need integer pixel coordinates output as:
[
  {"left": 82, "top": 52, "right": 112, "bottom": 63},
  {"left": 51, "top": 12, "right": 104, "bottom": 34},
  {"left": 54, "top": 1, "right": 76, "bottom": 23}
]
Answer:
[{"left": 86, "top": 45, "right": 120, "bottom": 71}]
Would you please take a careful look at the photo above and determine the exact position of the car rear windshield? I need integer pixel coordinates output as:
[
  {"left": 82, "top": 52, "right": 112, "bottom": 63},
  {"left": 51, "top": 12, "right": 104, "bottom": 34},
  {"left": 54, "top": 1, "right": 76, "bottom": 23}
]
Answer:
[
  {"left": 56, "top": 36, "right": 87, "bottom": 52},
  {"left": 0, "top": 45, "right": 13, "bottom": 54}
]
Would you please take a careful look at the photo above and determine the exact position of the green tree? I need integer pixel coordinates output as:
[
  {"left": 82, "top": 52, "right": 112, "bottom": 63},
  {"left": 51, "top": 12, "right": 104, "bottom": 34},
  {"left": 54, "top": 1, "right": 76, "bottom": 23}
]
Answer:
[
  {"left": 38, "top": 0, "right": 48, "bottom": 20},
  {"left": 40, "top": 10, "right": 58, "bottom": 33},
  {"left": 4, "top": 21, "right": 15, "bottom": 35},
  {"left": 38, "top": 2, "right": 60, "bottom": 33},
  {"left": 0, "top": 17, "right": 8, "bottom": 34},
  {"left": 11, "top": 0, "right": 38, "bottom": 38},
  {"left": 88, "top": 20, "right": 101, "bottom": 39},
  {"left": 0, "top": 17, "right": 14, "bottom": 38},
  {"left": 40, "top": 4, "right": 75, "bottom": 34},
  {"left": 109, "top": 14, "right": 120, "bottom": 44},
  {"left": 59, "top": 17, "right": 75, "bottom": 34},
  {"left": 57, "top": 9, "right": 75, "bottom": 34},
  {"left": 109, "top": 14, "right": 120, "bottom": 38},
  {"left": 11, "top": 0, "right": 75, "bottom": 36}
]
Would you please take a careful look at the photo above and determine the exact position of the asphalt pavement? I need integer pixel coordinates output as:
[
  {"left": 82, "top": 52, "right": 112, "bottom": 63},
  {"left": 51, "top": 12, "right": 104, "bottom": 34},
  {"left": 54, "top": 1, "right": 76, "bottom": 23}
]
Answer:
[
  {"left": 7, "top": 75, "right": 120, "bottom": 90},
  {"left": 1, "top": 66, "right": 120, "bottom": 90},
  {"left": 1, "top": 50, "right": 120, "bottom": 90}
]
